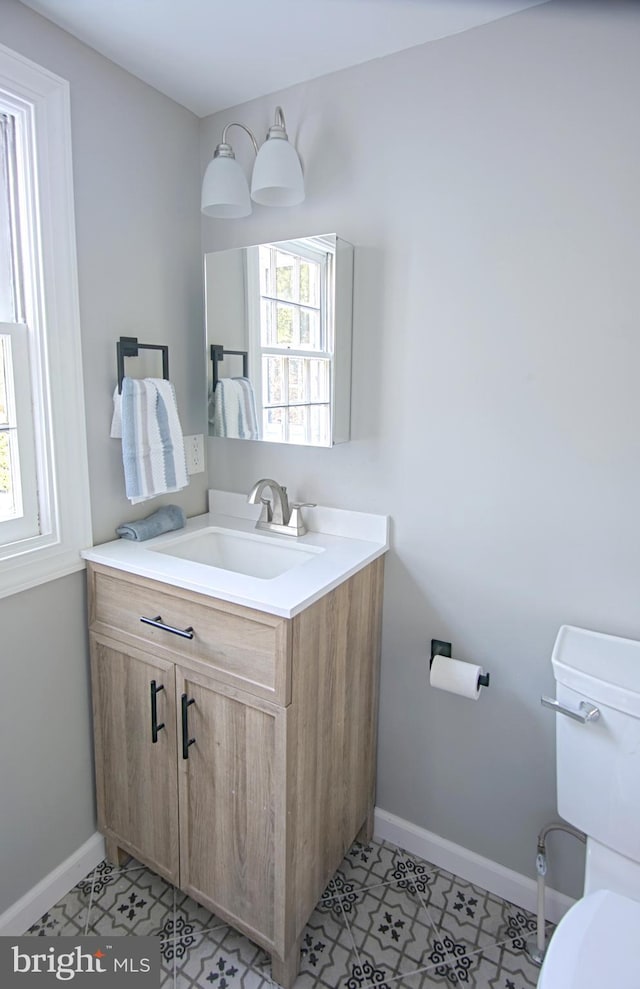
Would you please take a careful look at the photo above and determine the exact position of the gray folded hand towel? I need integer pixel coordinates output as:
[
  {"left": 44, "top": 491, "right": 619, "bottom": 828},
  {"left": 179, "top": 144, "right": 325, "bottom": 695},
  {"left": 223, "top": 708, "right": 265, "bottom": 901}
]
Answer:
[{"left": 116, "top": 504, "right": 186, "bottom": 541}]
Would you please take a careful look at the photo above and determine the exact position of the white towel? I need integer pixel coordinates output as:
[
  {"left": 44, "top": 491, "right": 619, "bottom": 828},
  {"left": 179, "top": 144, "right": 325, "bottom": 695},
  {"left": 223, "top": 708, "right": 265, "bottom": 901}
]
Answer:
[
  {"left": 120, "top": 377, "right": 188, "bottom": 504},
  {"left": 110, "top": 386, "right": 122, "bottom": 438},
  {"left": 210, "top": 377, "right": 260, "bottom": 440}
]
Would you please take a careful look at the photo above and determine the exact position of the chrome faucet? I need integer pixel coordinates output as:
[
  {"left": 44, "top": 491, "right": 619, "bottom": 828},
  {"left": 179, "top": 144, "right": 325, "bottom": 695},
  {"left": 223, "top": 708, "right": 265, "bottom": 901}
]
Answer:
[{"left": 247, "top": 478, "right": 315, "bottom": 537}]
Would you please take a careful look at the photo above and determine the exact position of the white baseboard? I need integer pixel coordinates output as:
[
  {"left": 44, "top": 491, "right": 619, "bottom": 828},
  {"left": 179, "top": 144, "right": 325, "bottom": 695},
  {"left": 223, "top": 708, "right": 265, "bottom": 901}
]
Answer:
[
  {"left": 374, "top": 808, "right": 575, "bottom": 925},
  {"left": 0, "top": 832, "right": 106, "bottom": 937}
]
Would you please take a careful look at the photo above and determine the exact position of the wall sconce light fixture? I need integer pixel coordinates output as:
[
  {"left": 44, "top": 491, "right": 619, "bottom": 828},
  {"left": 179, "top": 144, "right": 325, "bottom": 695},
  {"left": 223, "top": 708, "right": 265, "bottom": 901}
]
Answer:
[{"left": 201, "top": 106, "right": 305, "bottom": 219}]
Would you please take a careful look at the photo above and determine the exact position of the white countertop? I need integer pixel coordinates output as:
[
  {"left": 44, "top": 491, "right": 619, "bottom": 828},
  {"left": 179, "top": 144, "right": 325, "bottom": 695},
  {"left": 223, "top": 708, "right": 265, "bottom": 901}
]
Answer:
[{"left": 82, "top": 491, "right": 389, "bottom": 618}]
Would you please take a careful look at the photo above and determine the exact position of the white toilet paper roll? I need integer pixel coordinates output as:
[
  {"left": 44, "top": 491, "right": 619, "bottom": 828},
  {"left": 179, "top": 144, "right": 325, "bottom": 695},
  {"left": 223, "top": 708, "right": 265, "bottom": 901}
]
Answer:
[{"left": 429, "top": 655, "right": 485, "bottom": 700}]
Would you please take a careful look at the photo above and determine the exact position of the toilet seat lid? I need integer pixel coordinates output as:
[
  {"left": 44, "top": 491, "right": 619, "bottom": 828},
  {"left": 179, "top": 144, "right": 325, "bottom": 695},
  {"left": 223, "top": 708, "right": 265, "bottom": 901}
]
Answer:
[{"left": 538, "top": 889, "right": 640, "bottom": 989}]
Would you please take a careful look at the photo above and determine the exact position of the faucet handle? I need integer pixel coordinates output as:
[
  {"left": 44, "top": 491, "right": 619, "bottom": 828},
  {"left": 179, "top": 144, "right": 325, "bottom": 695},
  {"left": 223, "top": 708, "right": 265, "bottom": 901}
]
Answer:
[
  {"left": 288, "top": 502, "right": 316, "bottom": 537},
  {"left": 258, "top": 496, "right": 273, "bottom": 524}
]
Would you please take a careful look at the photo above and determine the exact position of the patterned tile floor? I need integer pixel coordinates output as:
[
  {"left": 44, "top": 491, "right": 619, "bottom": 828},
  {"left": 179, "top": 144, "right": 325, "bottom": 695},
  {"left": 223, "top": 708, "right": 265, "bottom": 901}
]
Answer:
[{"left": 24, "top": 838, "right": 548, "bottom": 988}]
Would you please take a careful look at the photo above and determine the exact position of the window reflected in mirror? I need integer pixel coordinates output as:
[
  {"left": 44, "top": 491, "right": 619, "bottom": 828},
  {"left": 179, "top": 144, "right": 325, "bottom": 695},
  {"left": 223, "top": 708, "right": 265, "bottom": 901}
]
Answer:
[{"left": 205, "top": 234, "right": 353, "bottom": 447}]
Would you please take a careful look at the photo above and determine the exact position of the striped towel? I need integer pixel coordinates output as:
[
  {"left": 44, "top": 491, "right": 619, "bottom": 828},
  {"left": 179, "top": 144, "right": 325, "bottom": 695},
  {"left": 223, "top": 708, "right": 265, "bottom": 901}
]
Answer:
[
  {"left": 121, "top": 377, "right": 188, "bottom": 504},
  {"left": 210, "top": 377, "right": 260, "bottom": 440},
  {"left": 110, "top": 385, "right": 123, "bottom": 438}
]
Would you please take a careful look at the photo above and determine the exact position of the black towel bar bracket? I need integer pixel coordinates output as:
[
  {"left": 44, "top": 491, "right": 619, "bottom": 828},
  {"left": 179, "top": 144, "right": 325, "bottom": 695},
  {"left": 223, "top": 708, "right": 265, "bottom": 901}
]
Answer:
[
  {"left": 117, "top": 336, "right": 169, "bottom": 393},
  {"left": 210, "top": 344, "right": 248, "bottom": 391}
]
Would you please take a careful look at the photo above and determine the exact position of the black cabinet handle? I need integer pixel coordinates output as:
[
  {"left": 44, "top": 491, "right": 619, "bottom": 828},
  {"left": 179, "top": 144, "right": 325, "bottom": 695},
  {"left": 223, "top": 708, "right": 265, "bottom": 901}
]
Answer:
[
  {"left": 150, "top": 680, "right": 165, "bottom": 743},
  {"left": 181, "top": 693, "right": 195, "bottom": 759},
  {"left": 140, "top": 615, "right": 194, "bottom": 640}
]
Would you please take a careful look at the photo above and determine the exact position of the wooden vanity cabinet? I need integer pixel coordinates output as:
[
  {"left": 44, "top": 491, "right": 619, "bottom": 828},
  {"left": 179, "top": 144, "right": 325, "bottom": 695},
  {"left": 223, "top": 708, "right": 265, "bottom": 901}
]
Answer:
[{"left": 87, "top": 558, "right": 384, "bottom": 987}]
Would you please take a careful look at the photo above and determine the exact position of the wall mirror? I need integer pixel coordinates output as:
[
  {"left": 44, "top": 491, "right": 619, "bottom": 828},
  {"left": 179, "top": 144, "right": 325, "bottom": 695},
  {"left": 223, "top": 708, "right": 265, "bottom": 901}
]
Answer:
[{"left": 205, "top": 233, "right": 353, "bottom": 447}]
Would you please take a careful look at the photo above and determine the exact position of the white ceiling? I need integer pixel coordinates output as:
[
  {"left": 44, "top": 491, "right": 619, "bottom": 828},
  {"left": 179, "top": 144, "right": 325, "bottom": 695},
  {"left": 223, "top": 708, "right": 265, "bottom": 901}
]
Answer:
[{"left": 19, "top": 0, "right": 548, "bottom": 118}]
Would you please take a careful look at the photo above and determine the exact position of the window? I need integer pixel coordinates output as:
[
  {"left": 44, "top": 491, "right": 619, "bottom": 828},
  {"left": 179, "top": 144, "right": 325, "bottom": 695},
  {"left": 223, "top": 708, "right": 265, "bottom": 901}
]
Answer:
[
  {"left": 0, "top": 43, "right": 91, "bottom": 598},
  {"left": 247, "top": 238, "right": 335, "bottom": 446},
  {"left": 1, "top": 111, "right": 40, "bottom": 546},
  {"left": 0, "top": 323, "right": 40, "bottom": 544}
]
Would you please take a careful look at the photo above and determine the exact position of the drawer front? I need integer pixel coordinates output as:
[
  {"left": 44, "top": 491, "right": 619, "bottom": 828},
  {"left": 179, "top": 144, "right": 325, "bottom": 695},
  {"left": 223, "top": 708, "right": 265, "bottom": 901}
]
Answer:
[{"left": 90, "top": 567, "right": 290, "bottom": 704}]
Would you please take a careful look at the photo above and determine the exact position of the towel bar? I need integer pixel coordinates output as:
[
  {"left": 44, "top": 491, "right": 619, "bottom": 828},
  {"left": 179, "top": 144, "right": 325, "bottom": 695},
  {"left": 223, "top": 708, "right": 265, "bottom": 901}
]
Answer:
[
  {"left": 210, "top": 343, "right": 248, "bottom": 390},
  {"left": 117, "top": 336, "right": 169, "bottom": 392}
]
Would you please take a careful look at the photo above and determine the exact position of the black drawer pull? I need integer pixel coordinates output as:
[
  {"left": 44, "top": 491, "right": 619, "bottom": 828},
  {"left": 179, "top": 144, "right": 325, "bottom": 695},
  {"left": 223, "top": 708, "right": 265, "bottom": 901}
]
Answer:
[
  {"left": 140, "top": 615, "right": 194, "bottom": 639},
  {"left": 181, "top": 693, "right": 196, "bottom": 759},
  {"left": 150, "top": 680, "right": 165, "bottom": 743}
]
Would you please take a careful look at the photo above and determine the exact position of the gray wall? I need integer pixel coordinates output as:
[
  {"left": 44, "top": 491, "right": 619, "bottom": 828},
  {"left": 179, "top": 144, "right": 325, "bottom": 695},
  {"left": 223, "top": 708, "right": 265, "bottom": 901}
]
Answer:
[
  {"left": 0, "top": 0, "right": 206, "bottom": 914},
  {"left": 201, "top": 1, "right": 640, "bottom": 897}
]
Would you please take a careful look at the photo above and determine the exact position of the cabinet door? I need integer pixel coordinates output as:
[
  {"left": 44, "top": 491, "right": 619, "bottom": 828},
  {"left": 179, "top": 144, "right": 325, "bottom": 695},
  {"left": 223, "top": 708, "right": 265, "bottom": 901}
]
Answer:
[
  {"left": 177, "top": 667, "right": 279, "bottom": 947},
  {"left": 90, "top": 635, "right": 179, "bottom": 883}
]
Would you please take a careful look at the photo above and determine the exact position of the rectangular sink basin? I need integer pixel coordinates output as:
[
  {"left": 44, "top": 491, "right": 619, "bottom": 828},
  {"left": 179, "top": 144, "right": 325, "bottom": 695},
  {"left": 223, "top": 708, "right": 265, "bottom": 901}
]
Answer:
[{"left": 150, "top": 526, "right": 324, "bottom": 579}]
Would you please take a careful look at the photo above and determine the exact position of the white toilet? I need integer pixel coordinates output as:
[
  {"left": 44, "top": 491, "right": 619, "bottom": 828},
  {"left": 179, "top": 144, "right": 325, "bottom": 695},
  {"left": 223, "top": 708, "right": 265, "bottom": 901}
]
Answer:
[{"left": 537, "top": 625, "right": 640, "bottom": 988}]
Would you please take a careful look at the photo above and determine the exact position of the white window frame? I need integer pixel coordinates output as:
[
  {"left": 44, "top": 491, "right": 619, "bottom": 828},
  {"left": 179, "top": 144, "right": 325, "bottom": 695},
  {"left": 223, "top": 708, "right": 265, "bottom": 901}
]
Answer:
[
  {"left": 246, "top": 238, "right": 335, "bottom": 446},
  {"left": 0, "top": 43, "right": 92, "bottom": 598}
]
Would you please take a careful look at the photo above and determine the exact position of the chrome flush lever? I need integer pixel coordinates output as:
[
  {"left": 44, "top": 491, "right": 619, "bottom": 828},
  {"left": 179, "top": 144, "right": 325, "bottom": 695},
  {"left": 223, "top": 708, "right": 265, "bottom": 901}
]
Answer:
[{"left": 541, "top": 696, "right": 600, "bottom": 724}]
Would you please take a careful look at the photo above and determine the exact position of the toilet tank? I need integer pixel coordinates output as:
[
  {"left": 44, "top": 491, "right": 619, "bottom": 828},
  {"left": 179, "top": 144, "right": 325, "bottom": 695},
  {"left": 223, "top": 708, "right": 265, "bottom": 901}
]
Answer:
[{"left": 552, "top": 625, "right": 640, "bottom": 868}]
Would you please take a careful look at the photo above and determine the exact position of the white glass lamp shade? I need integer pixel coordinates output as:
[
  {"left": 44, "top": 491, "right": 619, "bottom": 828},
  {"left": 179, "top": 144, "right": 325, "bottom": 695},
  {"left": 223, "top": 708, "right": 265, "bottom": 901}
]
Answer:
[
  {"left": 201, "top": 152, "right": 252, "bottom": 218},
  {"left": 251, "top": 137, "right": 305, "bottom": 207}
]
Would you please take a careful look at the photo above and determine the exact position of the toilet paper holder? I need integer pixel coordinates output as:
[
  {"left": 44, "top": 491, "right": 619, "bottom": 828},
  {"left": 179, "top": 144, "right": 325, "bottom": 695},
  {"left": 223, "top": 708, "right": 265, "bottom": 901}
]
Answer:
[{"left": 430, "top": 639, "right": 491, "bottom": 688}]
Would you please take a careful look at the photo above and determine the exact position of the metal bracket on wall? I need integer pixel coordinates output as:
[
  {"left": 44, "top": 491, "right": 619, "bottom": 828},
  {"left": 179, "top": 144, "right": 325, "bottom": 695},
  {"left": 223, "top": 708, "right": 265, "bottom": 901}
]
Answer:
[
  {"left": 117, "top": 336, "right": 169, "bottom": 393},
  {"left": 430, "top": 638, "right": 452, "bottom": 669},
  {"left": 210, "top": 343, "right": 248, "bottom": 390}
]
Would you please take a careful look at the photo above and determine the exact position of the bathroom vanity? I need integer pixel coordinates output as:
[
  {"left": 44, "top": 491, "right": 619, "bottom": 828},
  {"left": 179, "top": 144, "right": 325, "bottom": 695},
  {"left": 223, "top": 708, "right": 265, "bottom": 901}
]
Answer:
[{"left": 82, "top": 492, "right": 387, "bottom": 987}]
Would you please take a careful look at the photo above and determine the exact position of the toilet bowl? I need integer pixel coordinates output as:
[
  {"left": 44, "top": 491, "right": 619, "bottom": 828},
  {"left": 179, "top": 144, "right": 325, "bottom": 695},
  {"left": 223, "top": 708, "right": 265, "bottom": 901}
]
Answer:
[
  {"left": 537, "top": 625, "right": 640, "bottom": 988},
  {"left": 537, "top": 889, "right": 640, "bottom": 988}
]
